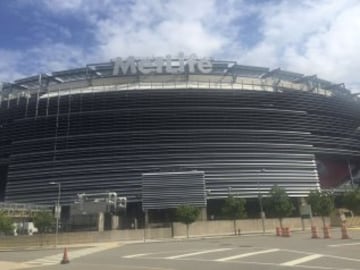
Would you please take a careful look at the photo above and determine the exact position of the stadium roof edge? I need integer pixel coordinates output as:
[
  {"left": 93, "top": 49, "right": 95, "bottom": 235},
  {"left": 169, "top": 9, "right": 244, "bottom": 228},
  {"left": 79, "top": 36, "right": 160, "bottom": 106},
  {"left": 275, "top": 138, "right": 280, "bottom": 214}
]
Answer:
[{"left": 0, "top": 59, "right": 354, "bottom": 99}]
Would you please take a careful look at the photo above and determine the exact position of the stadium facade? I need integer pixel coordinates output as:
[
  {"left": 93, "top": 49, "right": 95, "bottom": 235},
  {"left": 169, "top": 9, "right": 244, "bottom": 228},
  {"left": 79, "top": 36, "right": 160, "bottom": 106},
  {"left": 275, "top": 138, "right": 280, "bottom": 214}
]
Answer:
[{"left": 0, "top": 53, "right": 360, "bottom": 210}]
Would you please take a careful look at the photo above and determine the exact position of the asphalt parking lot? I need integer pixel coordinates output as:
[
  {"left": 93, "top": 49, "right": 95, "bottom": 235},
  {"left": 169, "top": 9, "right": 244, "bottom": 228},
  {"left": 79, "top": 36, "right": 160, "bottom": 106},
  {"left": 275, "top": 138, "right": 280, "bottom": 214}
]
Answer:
[{"left": 1, "top": 229, "right": 359, "bottom": 270}]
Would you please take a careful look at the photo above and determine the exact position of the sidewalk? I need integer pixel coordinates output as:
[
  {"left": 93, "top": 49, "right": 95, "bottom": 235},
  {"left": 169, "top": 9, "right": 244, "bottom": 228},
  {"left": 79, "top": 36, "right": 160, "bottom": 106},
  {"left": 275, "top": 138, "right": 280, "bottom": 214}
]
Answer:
[{"left": 1, "top": 226, "right": 359, "bottom": 252}]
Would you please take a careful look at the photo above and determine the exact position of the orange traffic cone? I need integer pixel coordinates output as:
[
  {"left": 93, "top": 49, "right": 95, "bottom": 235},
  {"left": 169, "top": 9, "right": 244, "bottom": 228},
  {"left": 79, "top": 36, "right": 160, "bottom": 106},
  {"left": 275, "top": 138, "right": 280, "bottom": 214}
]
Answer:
[
  {"left": 276, "top": 227, "right": 281, "bottom": 236},
  {"left": 323, "top": 226, "right": 331, "bottom": 239},
  {"left": 61, "top": 247, "right": 70, "bottom": 264},
  {"left": 311, "top": 226, "right": 319, "bottom": 239},
  {"left": 282, "top": 227, "right": 291, "bottom": 237},
  {"left": 341, "top": 224, "right": 350, "bottom": 239}
]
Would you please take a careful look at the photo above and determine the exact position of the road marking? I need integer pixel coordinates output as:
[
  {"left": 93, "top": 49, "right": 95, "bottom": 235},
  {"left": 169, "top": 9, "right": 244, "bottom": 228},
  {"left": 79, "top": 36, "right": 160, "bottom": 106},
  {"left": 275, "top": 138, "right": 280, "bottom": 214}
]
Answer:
[
  {"left": 329, "top": 242, "right": 360, "bottom": 247},
  {"left": 281, "top": 254, "right": 323, "bottom": 266},
  {"left": 23, "top": 243, "right": 117, "bottom": 267},
  {"left": 118, "top": 248, "right": 359, "bottom": 270},
  {"left": 123, "top": 253, "right": 152, "bottom": 258},
  {"left": 325, "top": 254, "right": 360, "bottom": 263},
  {"left": 168, "top": 257, "right": 345, "bottom": 270},
  {"left": 25, "top": 255, "right": 62, "bottom": 266},
  {"left": 166, "top": 248, "right": 231, "bottom": 259},
  {"left": 215, "top": 248, "right": 279, "bottom": 262}
]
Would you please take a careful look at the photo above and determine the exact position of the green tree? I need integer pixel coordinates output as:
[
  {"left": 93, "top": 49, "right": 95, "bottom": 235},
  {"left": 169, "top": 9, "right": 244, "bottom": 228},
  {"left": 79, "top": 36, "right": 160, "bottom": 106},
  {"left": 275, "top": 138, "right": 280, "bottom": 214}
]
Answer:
[
  {"left": 307, "top": 190, "right": 334, "bottom": 227},
  {"left": 0, "top": 212, "right": 14, "bottom": 235},
  {"left": 222, "top": 195, "right": 246, "bottom": 235},
  {"left": 176, "top": 205, "right": 200, "bottom": 238},
  {"left": 342, "top": 188, "right": 360, "bottom": 215},
  {"left": 32, "top": 211, "right": 54, "bottom": 233},
  {"left": 264, "top": 185, "right": 294, "bottom": 228}
]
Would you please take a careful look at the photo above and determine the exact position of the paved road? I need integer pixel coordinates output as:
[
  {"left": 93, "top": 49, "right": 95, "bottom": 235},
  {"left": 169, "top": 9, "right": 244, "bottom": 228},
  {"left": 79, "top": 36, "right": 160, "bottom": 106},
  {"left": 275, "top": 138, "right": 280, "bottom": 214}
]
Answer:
[{"left": 1, "top": 229, "right": 359, "bottom": 270}]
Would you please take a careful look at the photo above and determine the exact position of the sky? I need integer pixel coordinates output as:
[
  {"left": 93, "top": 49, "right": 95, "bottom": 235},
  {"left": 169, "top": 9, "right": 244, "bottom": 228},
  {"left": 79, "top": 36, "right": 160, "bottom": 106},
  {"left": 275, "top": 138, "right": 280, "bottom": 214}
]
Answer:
[{"left": 0, "top": 0, "right": 360, "bottom": 92}]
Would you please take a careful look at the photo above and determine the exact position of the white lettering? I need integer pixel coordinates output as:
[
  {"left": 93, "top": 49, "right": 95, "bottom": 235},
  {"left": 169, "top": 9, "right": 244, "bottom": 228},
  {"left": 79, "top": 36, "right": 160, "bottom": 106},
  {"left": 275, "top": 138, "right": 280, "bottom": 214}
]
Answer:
[
  {"left": 113, "top": 57, "right": 136, "bottom": 75},
  {"left": 178, "top": 52, "right": 185, "bottom": 73},
  {"left": 187, "top": 54, "right": 197, "bottom": 73},
  {"left": 198, "top": 59, "right": 212, "bottom": 73},
  {"left": 165, "top": 55, "right": 177, "bottom": 73},
  {"left": 112, "top": 53, "right": 213, "bottom": 75},
  {"left": 154, "top": 57, "right": 164, "bottom": 73},
  {"left": 138, "top": 59, "right": 155, "bottom": 74}
]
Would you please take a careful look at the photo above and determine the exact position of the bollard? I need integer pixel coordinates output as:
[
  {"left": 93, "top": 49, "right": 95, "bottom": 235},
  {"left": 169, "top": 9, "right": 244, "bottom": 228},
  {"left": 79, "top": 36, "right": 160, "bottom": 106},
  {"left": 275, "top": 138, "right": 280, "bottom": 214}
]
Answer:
[
  {"left": 282, "top": 227, "right": 291, "bottom": 237},
  {"left": 311, "top": 226, "right": 319, "bottom": 239},
  {"left": 276, "top": 227, "right": 281, "bottom": 236},
  {"left": 323, "top": 226, "right": 331, "bottom": 239}
]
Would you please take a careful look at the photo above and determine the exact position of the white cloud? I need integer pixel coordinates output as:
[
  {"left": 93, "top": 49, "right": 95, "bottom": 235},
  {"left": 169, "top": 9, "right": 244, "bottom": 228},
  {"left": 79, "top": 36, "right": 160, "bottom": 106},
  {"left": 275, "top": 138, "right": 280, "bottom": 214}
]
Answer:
[
  {"left": 97, "top": 20, "right": 225, "bottom": 58},
  {"left": 94, "top": 0, "right": 234, "bottom": 59},
  {"left": 2, "top": 0, "right": 360, "bottom": 91},
  {"left": 239, "top": 0, "right": 360, "bottom": 90},
  {"left": 41, "top": 0, "right": 84, "bottom": 12},
  {"left": 286, "top": 4, "right": 360, "bottom": 86},
  {"left": 0, "top": 43, "right": 96, "bottom": 82},
  {"left": 0, "top": 50, "right": 25, "bottom": 82}
]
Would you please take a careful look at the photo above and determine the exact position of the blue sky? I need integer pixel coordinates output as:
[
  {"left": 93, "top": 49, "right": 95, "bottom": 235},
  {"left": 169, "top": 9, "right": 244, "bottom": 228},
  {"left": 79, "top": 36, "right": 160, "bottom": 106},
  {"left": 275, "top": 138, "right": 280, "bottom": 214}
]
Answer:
[
  {"left": 0, "top": 0, "right": 360, "bottom": 91},
  {"left": 0, "top": 2, "right": 92, "bottom": 50}
]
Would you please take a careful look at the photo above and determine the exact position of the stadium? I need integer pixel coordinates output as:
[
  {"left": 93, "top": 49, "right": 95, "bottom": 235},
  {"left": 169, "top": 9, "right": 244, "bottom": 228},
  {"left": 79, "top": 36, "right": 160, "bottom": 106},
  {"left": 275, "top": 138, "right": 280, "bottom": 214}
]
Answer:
[{"left": 0, "top": 54, "right": 360, "bottom": 222}]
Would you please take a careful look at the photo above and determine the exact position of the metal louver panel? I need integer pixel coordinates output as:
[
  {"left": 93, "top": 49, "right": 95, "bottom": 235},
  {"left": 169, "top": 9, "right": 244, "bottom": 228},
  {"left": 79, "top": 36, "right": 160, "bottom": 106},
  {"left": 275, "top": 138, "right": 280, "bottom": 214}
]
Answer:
[
  {"left": 1, "top": 88, "right": 360, "bottom": 205},
  {"left": 142, "top": 171, "right": 206, "bottom": 210}
]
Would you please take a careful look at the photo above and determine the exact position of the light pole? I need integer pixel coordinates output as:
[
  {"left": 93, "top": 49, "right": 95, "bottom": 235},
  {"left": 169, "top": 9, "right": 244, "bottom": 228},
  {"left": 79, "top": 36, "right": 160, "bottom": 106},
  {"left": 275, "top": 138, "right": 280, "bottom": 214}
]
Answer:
[
  {"left": 228, "top": 186, "right": 232, "bottom": 196},
  {"left": 347, "top": 160, "right": 355, "bottom": 188},
  {"left": 49, "top": 182, "right": 61, "bottom": 247},
  {"left": 257, "top": 169, "right": 266, "bottom": 234},
  {"left": 350, "top": 126, "right": 360, "bottom": 188}
]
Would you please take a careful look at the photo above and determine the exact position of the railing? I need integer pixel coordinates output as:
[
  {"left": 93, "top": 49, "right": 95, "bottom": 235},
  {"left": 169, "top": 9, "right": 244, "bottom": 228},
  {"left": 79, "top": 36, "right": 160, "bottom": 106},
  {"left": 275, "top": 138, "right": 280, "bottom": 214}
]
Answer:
[
  {"left": 0, "top": 76, "right": 341, "bottom": 105},
  {"left": 39, "top": 77, "right": 334, "bottom": 99},
  {"left": 0, "top": 202, "right": 51, "bottom": 217}
]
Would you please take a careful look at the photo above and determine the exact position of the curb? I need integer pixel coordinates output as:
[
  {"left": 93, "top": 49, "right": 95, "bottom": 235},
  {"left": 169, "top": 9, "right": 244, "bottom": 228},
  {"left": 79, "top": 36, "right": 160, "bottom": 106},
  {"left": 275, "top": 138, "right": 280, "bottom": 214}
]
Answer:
[
  {"left": 0, "top": 243, "right": 98, "bottom": 252},
  {"left": 0, "top": 232, "right": 272, "bottom": 252},
  {"left": 1, "top": 228, "right": 353, "bottom": 251}
]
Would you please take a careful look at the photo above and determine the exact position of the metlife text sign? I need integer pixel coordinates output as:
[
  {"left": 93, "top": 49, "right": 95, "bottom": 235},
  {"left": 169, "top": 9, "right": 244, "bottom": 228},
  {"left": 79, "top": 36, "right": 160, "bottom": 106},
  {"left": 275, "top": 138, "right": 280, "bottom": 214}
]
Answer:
[{"left": 112, "top": 53, "right": 212, "bottom": 75}]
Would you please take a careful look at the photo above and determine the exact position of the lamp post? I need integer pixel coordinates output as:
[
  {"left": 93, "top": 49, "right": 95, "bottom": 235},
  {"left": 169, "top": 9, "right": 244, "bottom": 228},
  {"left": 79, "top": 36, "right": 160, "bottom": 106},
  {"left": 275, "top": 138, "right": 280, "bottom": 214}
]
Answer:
[
  {"left": 228, "top": 186, "right": 232, "bottom": 196},
  {"left": 49, "top": 182, "right": 61, "bottom": 247},
  {"left": 350, "top": 126, "right": 360, "bottom": 188},
  {"left": 347, "top": 160, "right": 355, "bottom": 188},
  {"left": 257, "top": 169, "right": 266, "bottom": 234}
]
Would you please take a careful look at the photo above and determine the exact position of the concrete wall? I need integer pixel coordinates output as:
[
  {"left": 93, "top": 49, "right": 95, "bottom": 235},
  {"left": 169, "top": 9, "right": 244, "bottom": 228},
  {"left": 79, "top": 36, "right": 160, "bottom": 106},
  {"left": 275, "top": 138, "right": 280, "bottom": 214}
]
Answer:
[
  {"left": 172, "top": 217, "right": 330, "bottom": 238},
  {"left": 1, "top": 216, "right": 357, "bottom": 249},
  {"left": 347, "top": 216, "right": 360, "bottom": 227},
  {"left": 0, "top": 228, "right": 172, "bottom": 249}
]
